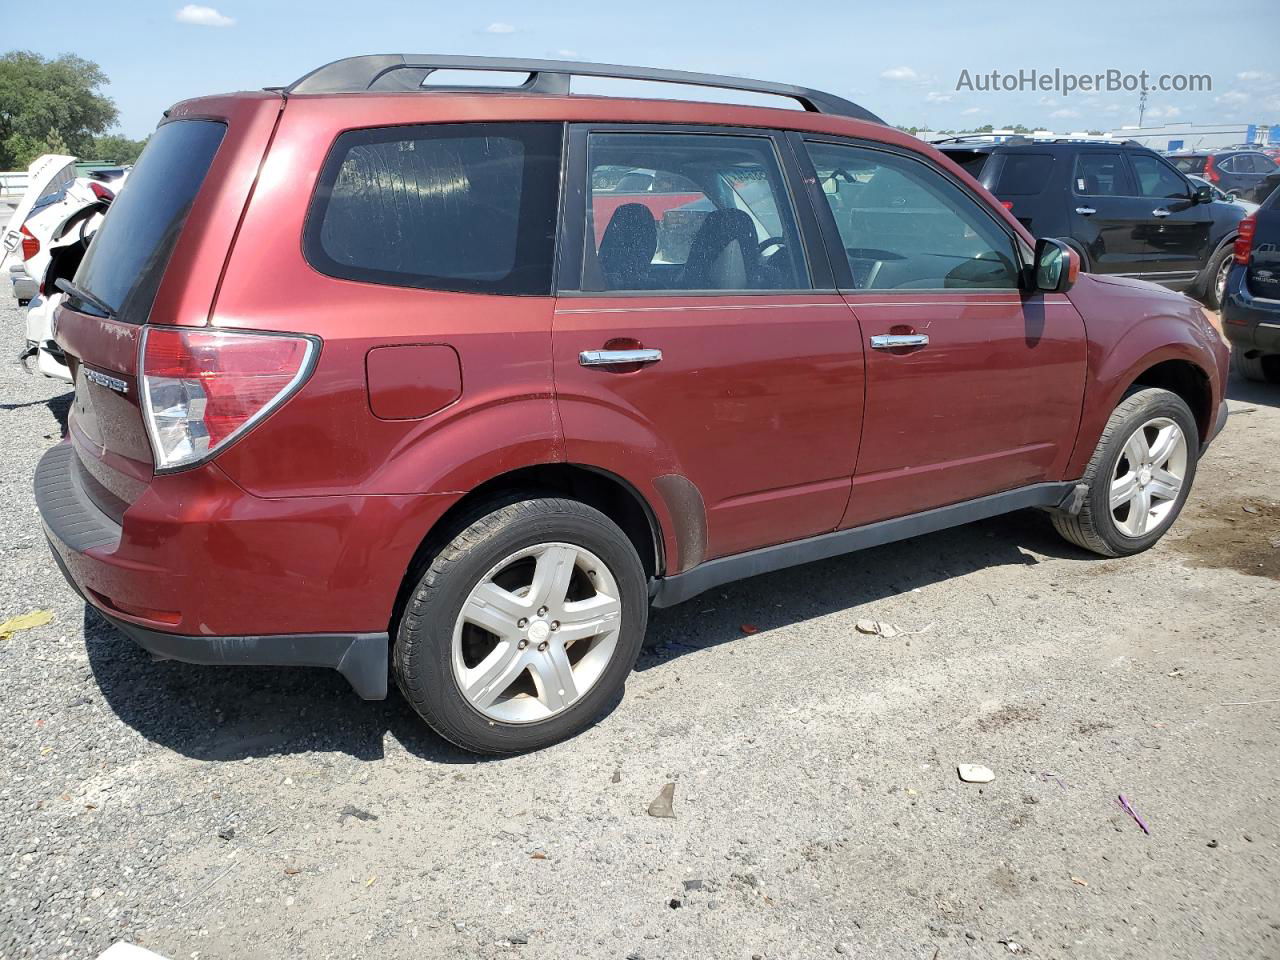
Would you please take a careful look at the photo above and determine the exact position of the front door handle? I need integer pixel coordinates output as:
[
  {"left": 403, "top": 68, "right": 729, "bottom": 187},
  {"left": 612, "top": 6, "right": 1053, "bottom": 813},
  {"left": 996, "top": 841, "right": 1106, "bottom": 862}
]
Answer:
[
  {"left": 870, "top": 334, "right": 929, "bottom": 350},
  {"left": 1075, "top": 206, "right": 1096, "bottom": 216},
  {"left": 1152, "top": 208, "right": 1171, "bottom": 218},
  {"left": 579, "top": 348, "right": 662, "bottom": 367}
]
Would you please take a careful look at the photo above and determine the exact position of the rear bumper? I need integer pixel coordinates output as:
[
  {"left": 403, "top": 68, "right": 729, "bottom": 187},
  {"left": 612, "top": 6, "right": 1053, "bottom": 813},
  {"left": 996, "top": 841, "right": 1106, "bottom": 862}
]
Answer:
[
  {"left": 1222, "top": 269, "right": 1280, "bottom": 353},
  {"left": 35, "top": 440, "right": 458, "bottom": 695}
]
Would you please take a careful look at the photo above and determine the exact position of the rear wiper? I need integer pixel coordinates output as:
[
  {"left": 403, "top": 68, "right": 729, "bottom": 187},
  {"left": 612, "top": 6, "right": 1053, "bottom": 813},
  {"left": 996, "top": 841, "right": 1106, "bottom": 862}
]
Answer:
[{"left": 55, "top": 278, "right": 116, "bottom": 320}]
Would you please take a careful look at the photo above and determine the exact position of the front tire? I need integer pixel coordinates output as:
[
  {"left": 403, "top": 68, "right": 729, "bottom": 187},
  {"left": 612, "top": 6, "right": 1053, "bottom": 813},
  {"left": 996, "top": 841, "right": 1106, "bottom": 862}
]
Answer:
[
  {"left": 393, "top": 496, "right": 648, "bottom": 754},
  {"left": 1052, "top": 387, "right": 1199, "bottom": 557}
]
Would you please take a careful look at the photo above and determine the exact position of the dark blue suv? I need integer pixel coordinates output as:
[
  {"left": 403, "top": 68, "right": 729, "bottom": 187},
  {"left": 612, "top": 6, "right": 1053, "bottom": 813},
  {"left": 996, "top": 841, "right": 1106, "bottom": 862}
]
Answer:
[{"left": 1223, "top": 185, "right": 1280, "bottom": 383}]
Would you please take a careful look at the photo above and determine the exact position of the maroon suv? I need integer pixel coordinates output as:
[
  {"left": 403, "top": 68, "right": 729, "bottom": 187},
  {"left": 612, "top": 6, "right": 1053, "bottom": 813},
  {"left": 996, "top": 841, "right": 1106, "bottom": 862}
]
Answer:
[{"left": 37, "top": 56, "right": 1229, "bottom": 753}]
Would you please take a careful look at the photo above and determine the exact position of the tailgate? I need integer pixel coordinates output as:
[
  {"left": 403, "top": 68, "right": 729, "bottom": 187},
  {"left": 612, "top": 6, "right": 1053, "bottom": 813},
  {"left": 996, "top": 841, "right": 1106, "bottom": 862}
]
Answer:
[{"left": 55, "top": 94, "right": 283, "bottom": 514}]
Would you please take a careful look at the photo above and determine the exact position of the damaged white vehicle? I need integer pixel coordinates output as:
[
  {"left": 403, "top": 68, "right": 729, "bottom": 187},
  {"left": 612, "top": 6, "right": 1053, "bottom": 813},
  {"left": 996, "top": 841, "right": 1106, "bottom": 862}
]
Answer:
[{"left": 2, "top": 156, "right": 127, "bottom": 381}]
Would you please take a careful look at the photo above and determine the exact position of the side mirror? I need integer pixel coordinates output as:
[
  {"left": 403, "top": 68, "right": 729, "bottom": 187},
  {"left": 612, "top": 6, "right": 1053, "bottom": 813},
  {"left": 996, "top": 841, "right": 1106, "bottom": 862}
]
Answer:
[
  {"left": 1032, "top": 237, "right": 1080, "bottom": 293},
  {"left": 1224, "top": 192, "right": 1238, "bottom": 203},
  {"left": 1193, "top": 183, "right": 1214, "bottom": 204}
]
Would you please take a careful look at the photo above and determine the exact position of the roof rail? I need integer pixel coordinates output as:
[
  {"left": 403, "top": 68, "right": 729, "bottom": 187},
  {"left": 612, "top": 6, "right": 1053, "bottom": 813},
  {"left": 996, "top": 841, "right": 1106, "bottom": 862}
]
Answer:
[{"left": 283, "top": 54, "right": 884, "bottom": 124}]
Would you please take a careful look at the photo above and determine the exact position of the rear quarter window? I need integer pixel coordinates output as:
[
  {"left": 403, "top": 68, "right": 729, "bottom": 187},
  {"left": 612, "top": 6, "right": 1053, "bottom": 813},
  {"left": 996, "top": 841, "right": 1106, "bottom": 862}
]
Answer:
[
  {"left": 993, "top": 154, "right": 1053, "bottom": 196},
  {"left": 1171, "top": 155, "right": 1207, "bottom": 174},
  {"left": 305, "top": 122, "right": 564, "bottom": 296}
]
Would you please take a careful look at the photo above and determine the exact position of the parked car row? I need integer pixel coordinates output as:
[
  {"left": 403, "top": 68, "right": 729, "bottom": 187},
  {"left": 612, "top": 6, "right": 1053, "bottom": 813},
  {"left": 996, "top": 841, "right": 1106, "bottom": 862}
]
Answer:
[
  {"left": 1223, "top": 185, "right": 1280, "bottom": 383},
  {"left": 934, "top": 136, "right": 1270, "bottom": 311},
  {"left": 36, "top": 55, "right": 1229, "bottom": 754}
]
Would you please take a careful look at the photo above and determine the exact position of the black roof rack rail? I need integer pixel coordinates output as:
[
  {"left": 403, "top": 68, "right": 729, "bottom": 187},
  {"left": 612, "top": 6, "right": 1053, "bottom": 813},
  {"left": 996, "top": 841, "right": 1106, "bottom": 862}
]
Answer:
[{"left": 283, "top": 54, "right": 884, "bottom": 124}]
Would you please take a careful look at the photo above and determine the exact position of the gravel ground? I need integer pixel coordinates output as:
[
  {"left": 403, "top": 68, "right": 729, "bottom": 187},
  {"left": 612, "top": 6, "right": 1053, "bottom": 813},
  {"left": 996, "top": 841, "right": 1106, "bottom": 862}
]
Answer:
[{"left": 1, "top": 296, "right": 1277, "bottom": 960}]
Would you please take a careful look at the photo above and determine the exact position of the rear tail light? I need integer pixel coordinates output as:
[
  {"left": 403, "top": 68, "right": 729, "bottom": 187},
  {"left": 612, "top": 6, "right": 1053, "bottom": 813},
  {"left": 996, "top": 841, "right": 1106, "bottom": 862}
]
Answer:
[
  {"left": 1000, "top": 200, "right": 1014, "bottom": 211},
  {"left": 1204, "top": 155, "right": 1220, "bottom": 183},
  {"left": 88, "top": 182, "right": 115, "bottom": 203},
  {"left": 139, "top": 327, "right": 317, "bottom": 471},
  {"left": 20, "top": 224, "right": 39, "bottom": 261},
  {"left": 1234, "top": 214, "right": 1256, "bottom": 265}
]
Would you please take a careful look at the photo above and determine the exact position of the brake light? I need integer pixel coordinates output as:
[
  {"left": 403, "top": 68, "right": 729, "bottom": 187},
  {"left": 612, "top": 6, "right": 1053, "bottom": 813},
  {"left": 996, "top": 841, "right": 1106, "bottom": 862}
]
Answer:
[
  {"left": 139, "top": 328, "right": 317, "bottom": 471},
  {"left": 1000, "top": 200, "right": 1014, "bottom": 210},
  {"left": 1204, "top": 155, "right": 1220, "bottom": 183},
  {"left": 20, "top": 224, "right": 39, "bottom": 261},
  {"left": 88, "top": 182, "right": 115, "bottom": 203},
  {"left": 1234, "top": 214, "right": 1256, "bottom": 265}
]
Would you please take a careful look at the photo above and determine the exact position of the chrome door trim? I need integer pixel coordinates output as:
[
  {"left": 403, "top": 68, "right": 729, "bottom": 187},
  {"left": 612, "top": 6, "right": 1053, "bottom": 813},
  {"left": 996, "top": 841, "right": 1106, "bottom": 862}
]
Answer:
[
  {"left": 870, "top": 334, "right": 929, "bottom": 349},
  {"left": 579, "top": 348, "right": 663, "bottom": 367}
]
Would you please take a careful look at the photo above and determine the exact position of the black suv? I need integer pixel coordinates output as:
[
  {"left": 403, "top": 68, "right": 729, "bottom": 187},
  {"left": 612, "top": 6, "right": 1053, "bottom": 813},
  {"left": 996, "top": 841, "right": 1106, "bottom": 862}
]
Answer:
[
  {"left": 1169, "top": 149, "right": 1279, "bottom": 204},
  {"left": 937, "top": 137, "right": 1249, "bottom": 308}
]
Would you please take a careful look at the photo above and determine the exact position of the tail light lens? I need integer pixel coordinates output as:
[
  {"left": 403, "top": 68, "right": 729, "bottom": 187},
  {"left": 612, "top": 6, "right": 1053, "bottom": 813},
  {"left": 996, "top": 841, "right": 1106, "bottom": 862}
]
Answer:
[
  {"left": 88, "top": 182, "right": 115, "bottom": 203},
  {"left": 1204, "top": 156, "right": 1220, "bottom": 183},
  {"left": 1234, "top": 214, "right": 1256, "bottom": 265},
  {"left": 20, "top": 224, "right": 39, "bottom": 261},
  {"left": 139, "top": 327, "right": 317, "bottom": 471}
]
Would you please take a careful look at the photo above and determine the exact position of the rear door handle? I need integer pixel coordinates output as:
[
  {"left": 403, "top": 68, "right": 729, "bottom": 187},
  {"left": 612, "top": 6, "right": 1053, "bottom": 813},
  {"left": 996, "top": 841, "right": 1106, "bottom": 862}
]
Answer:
[
  {"left": 579, "top": 348, "right": 662, "bottom": 367},
  {"left": 870, "top": 334, "right": 929, "bottom": 350},
  {"left": 1152, "top": 208, "right": 1171, "bottom": 218},
  {"left": 1075, "top": 206, "right": 1096, "bottom": 216}
]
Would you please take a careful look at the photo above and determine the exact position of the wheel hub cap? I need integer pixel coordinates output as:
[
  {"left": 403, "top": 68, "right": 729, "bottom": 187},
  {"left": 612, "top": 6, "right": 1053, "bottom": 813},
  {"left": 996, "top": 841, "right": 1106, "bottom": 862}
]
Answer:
[
  {"left": 450, "top": 542, "right": 622, "bottom": 724},
  {"left": 1109, "top": 416, "right": 1188, "bottom": 538}
]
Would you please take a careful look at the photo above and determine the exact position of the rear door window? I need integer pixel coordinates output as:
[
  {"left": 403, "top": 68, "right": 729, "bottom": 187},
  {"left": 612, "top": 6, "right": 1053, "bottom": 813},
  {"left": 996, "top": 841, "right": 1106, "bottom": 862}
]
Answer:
[
  {"left": 73, "top": 119, "right": 226, "bottom": 321},
  {"left": 306, "top": 122, "right": 563, "bottom": 295},
  {"left": 1073, "top": 152, "right": 1136, "bottom": 196},
  {"left": 578, "top": 131, "right": 807, "bottom": 292}
]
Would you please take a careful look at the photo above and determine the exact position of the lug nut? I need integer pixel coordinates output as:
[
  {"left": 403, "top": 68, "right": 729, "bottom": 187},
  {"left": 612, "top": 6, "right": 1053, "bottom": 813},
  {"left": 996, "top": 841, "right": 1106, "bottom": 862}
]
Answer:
[
  {"left": 518, "top": 639, "right": 528, "bottom": 650},
  {"left": 537, "top": 606, "right": 548, "bottom": 617},
  {"left": 537, "top": 641, "right": 548, "bottom": 652},
  {"left": 550, "top": 621, "right": 560, "bottom": 631},
  {"left": 517, "top": 618, "right": 528, "bottom": 628}
]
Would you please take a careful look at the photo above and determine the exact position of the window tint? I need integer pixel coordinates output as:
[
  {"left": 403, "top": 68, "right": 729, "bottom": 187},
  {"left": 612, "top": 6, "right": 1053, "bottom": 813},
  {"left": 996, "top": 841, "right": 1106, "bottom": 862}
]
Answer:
[
  {"left": 941, "top": 150, "right": 991, "bottom": 179},
  {"left": 1246, "top": 154, "right": 1277, "bottom": 173},
  {"left": 306, "top": 122, "right": 563, "bottom": 295},
  {"left": 1217, "top": 155, "right": 1239, "bottom": 173},
  {"left": 74, "top": 119, "right": 226, "bottom": 322},
  {"left": 1073, "top": 152, "right": 1135, "bottom": 196},
  {"left": 994, "top": 154, "right": 1053, "bottom": 196},
  {"left": 806, "top": 141, "right": 1019, "bottom": 291},
  {"left": 1171, "top": 155, "right": 1207, "bottom": 174},
  {"left": 581, "top": 132, "right": 806, "bottom": 292},
  {"left": 1130, "top": 154, "right": 1189, "bottom": 199}
]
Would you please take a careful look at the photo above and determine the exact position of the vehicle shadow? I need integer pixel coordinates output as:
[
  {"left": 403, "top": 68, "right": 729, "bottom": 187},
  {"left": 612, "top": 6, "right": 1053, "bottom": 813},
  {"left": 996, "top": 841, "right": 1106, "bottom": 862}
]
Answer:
[
  {"left": 1226, "top": 371, "right": 1280, "bottom": 408},
  {"left": 84, "top": 507, "right": 1091, "bottom": 764},
  {"left": 1, "top": 389, "right": 72, "bottom": 431}
]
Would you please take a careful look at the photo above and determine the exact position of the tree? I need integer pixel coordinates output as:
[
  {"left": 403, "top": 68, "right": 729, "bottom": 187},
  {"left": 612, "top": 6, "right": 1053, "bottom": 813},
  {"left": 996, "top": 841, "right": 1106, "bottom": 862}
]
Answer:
[
  {"left": 0, "top": 51, "right": 118, "bottom": 168},
  {"left": 89, "top": 133, "right": 149, "bottom": 165}
]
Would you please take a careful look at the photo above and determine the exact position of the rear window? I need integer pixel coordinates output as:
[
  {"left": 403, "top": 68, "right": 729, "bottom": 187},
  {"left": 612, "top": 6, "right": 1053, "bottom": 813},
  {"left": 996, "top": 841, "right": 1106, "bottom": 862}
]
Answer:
[
  {"left": 305, "top": 122, "right": 563, "bottom": 296},
  {"left": 941, "top": 150, "right": 990, "bottom": 179},
  {"left": 1171, "top": 155, "right": 1207, "bottom": 174},
  {"left": 994, "top": 154, "right": 1052, "bottom": 196},
  {"left": 74, "top": 119, "right": 226, "bottom": 322}
]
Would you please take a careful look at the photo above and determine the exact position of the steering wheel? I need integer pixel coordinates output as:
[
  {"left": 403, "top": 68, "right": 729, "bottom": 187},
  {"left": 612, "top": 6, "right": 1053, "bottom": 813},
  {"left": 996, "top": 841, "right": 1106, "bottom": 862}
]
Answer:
[{"left": 758, "top": 237, "right": 787, "bottom": 258}]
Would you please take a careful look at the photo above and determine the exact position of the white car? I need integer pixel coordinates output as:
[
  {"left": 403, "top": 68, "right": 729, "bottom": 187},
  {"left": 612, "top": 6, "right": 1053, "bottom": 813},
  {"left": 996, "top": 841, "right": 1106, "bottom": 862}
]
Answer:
[
  {"left": 2, "top": 154, "right": 77, "bottom": 304},
  {"left": 5, "top": 157, "right": 127, "bottom": 381}
]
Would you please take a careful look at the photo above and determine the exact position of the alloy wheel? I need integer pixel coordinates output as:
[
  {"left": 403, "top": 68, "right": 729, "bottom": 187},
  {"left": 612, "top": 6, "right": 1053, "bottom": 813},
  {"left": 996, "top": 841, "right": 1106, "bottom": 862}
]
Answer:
[
  {"left": 1110, "top": 416, "right": 1188, "bottom": 537},
  {"left": 1215, "top": 254, "right": 1231, "bottom": 306},
  {"left": 451, "top": 542, "right": 622, "bottom": 724}
]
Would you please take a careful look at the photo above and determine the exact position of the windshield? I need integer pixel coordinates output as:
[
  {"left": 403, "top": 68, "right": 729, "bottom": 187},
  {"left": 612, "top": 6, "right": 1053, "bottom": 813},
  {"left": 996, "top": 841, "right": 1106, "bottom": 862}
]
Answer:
[
  {"left": 1171, "top": 155, "right": 1208, "bottom": 174},
  {"left": 73, "top": 119, "right": 226, "bottom": 321}
]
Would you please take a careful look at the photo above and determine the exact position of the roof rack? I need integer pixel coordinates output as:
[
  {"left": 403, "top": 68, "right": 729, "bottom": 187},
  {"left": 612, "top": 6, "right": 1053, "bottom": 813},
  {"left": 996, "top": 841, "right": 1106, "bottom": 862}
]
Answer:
[{"left": 283, "top": 54, "right": 885, "bottom": 124}]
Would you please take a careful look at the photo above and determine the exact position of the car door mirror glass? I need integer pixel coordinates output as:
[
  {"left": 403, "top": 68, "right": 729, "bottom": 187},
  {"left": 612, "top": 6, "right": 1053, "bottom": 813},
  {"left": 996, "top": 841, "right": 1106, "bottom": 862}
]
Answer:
[{"left": 1033, "top": 237, "right": 1077, "bottom": 293}]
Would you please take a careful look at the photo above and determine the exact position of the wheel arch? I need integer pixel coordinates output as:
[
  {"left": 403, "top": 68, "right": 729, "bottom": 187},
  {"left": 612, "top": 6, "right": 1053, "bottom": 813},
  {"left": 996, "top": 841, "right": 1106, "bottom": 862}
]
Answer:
[
  {"left": 1126, "top": 358, "right": 1215, "bottom": 443},
  {"left": 389, "top": 463, "right": 674, "bottom": 635}
]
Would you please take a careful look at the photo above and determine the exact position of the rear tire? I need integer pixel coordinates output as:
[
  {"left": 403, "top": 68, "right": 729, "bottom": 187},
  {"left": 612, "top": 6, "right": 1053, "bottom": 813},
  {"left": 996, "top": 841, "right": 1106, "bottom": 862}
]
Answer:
[
  {"left": 1232, "top": 347, "right": 1280, "bottom": 384},
  {"left": 393, "top": 496, "right": 648, "bottom": 754},
  {"left": 1052, "top": 387, "right": 1199, "bottom": 557}
]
